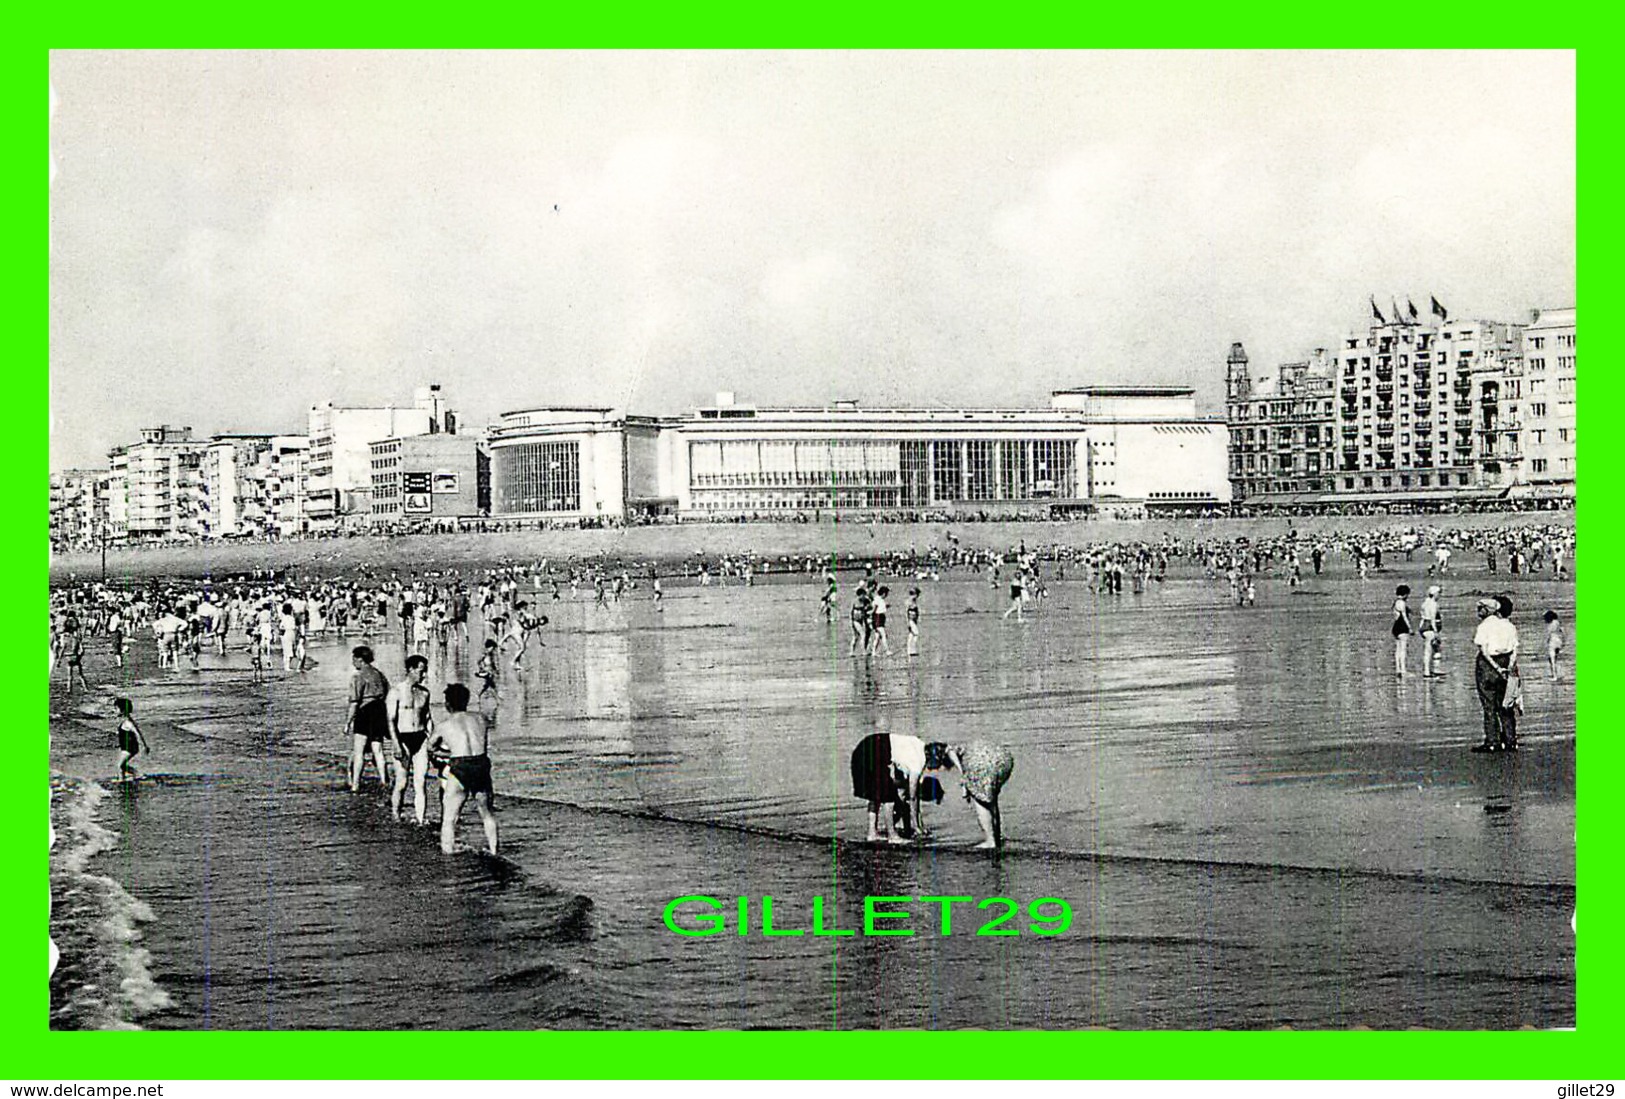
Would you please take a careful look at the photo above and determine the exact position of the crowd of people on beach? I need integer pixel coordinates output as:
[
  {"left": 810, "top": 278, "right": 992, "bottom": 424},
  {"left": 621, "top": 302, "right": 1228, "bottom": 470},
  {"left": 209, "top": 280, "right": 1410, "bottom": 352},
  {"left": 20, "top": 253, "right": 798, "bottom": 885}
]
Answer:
[{"left": 49, "top": 517, "right": 1575, "bottom": 851}]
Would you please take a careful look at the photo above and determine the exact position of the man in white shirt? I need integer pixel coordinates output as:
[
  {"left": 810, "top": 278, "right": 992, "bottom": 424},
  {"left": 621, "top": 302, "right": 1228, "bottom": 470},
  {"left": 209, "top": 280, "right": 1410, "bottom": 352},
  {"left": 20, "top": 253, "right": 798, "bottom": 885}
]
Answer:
[{"left": 1471, "top": 596, "right": 1519, "bottom": 753}]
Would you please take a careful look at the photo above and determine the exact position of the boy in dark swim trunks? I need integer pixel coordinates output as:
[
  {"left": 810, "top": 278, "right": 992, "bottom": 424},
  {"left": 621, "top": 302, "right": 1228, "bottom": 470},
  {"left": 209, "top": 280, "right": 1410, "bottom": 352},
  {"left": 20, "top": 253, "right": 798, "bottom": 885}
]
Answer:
[
  {"left": 388, "top": 654, "right": 434, "bottom": 824},
  {"left": 427, "top": 683, "right": 498, "bottom": 855}
]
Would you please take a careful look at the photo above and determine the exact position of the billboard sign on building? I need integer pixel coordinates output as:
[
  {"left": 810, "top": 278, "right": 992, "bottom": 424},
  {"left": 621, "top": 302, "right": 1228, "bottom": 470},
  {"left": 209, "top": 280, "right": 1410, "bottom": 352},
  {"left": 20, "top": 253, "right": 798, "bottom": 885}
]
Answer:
[
  {"left": 432, "top": 470, "right": 460, "bottom": 494},
  {"left": 403, "top": 492, "right": 432, "bottom": 513},
  {"left": 402, "top": 472, "right": 431, "bottom": 495}
]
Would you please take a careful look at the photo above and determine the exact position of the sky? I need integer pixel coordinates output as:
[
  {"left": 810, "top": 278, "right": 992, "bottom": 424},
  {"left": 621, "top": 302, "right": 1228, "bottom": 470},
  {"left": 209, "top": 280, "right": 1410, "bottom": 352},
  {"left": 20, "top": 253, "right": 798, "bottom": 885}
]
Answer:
[{"left": 48, "top": 50, "right": 1575, "bottom": 471}]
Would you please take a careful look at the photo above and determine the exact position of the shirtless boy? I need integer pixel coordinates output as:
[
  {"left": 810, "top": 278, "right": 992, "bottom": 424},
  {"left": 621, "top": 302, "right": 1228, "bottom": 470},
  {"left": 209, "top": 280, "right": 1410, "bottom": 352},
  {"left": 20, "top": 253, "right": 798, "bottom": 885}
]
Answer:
[
  {"left": 388, "top": 654, "right": 434, "bottom": 824},
  {"left": 428, "top": 683, "right": 499, "bottom": 856}
]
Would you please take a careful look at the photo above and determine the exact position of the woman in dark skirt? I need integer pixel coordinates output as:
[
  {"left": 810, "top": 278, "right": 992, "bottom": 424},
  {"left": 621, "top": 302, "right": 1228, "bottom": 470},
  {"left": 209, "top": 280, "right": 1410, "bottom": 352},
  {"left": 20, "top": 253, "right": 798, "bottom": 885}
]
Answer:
[{"left": 850, "top": 732, "right": 928, "bottom": 843}]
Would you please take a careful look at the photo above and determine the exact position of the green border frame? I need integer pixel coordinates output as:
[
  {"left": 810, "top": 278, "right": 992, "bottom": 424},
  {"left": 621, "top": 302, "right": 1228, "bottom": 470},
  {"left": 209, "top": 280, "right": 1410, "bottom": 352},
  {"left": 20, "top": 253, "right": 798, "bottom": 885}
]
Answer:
[{"left": 26, "top": 35, "right": 1601, "bottom": 1080}]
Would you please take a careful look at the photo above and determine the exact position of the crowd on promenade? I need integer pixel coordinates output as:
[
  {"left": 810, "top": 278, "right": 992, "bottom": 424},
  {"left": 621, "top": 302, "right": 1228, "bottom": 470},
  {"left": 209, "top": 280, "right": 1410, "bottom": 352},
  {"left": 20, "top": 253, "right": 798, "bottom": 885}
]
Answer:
[{"left": 50, "top": 496, "right": 1574, "bottom": 554}]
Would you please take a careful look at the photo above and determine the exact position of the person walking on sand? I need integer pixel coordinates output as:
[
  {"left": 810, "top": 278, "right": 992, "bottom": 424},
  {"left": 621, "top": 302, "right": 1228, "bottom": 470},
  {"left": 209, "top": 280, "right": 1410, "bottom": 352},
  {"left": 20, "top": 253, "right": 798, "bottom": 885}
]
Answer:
[
  {"left": 388, "top": 654, "right": 434, "bottom": 825},
  {"left": 428, "top": 683, "right": 499, "bottom": 856},
  {"left": 1544, "top": 610, "right": 1565, "bottom": 681},
  {"left": 114, "top": 697, "right": 150, "bottom": 780},
  {"left": 1002, "top": 571, "right": 1026, "bottom": 621},
  {"left": 906, "top": 587, "right": 922, "bottom": 658},
  {"left": 346, "top": 645, "right": 392, "bottom": 792},
  {"left": 62, "top": 615, "right": 90, "bottom": 693}
]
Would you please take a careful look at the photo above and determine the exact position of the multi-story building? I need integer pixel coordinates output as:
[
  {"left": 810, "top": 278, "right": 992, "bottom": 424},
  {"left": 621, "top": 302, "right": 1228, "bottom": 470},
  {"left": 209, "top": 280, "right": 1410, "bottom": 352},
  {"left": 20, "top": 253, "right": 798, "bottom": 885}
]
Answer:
[
  {"left": 1224, "top": 344, "right": 1338, "bottom": 505},
  {"left": 49, "top": 469, "right": 104, "bottom": 550},
  {"left": 1519, "top": 307, "right": 1576, "bottom": 498},
  {"left": 200, "top": 434, "right": 277, "bottom": 539},
  {"left": 486, "top": 387, "right": 1230, "bottom": 521},
  {"left": 1225, "top": 300, "right": 1566, "bottom": 510},
  {"left": 369, "top": 433, "right": 490, "bottom": 527},
  {"left": 267, "top": 435, "right": 309, "bottom": 538},
  {"left": 109, "top": 425, "right": 206, "bottom": 542},
  {"left": 306, "top": 384, "right": 455, "bottom": 532},
  {"left": 487, "top": 407, "right": 669, "bottom": 520}
]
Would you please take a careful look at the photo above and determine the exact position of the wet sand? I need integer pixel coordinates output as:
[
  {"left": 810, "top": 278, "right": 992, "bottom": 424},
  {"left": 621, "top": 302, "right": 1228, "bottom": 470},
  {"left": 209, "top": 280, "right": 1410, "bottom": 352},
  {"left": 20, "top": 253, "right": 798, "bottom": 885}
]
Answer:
[{"left": 49, "top": 567, "right": 1575, "bottom": 1028}]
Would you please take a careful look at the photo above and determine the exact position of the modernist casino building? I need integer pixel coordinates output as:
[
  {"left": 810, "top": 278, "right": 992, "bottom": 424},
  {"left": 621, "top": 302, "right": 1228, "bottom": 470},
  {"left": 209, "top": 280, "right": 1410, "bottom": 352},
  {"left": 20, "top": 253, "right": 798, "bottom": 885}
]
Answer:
[{"left": 485, "top": 386, "right": 1230, "bottom": 521}]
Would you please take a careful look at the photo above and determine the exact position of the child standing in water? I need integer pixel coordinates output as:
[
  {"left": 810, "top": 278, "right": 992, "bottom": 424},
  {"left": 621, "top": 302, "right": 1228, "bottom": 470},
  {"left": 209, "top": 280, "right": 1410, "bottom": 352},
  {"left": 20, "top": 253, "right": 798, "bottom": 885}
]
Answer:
[
  {"left": 868, "top": 586, "right": 893, "bottom": 656},
  {"left": 476, "top": 639, "right": 499, "bottom": 701},
  {"left": 1544, "top": 610, "right": 1565, "bottom": 681},
  {"left": 114, "top": 697, "right": 150, "bottom": 780}
]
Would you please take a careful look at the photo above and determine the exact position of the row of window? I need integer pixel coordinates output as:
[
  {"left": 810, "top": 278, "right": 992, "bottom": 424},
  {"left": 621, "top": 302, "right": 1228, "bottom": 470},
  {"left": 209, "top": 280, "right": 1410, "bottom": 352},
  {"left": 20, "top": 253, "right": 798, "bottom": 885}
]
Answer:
[
  {"left": 493, "top": 441, "right": 583, "bottom": 514},
  {"left": 1230, "top": 401, "right": 1336, "bottom": 420},
  {"left": 686, "top": 438, "right": 1082, "bottom": 505}
]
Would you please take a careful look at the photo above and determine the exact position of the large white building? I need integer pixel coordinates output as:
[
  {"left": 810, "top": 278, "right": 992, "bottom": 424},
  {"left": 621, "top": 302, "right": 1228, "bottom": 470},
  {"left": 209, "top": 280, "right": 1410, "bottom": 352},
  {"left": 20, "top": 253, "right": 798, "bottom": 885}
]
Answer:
[
  {"left": 199, "top": 434, "right": 313, "bottom": 539},
  {"left": 306, "top": 385, "right": 455, "bottom": 532},
  {"left": 487, "top": 387, "right": 1230, "bottom": 521},
  {"left": 106, "top": 425, "right": 206, "bottom": 542}
]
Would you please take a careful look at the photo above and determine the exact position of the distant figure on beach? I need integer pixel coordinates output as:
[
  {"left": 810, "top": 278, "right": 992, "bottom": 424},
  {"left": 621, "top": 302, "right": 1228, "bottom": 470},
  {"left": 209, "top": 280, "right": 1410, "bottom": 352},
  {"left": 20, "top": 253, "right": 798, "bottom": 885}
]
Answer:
[
  {"left": 346, "top": 645, "right": 392, "bottom": 792},
  {"left": 114, "top": 697, "right": 149, "bottom": 780},
  {"left": 1419, "top": 585, "right": 1443, "bottom": 678},
  {"left": 389, "top": 654, "right": 434, "bottom": 825},
  {"left": 1471, "top": 596, "right": 1519, "bottom": 754},
  {"left": 429, "top": 683, "right": 499, "bottom": 856},
  {"left": 1002, "top": 572, "right": 1026, "bottom": 621},
  {"left": 1391, "top": 585, "right": 1413, "bottom": 677},
  {"left": 906, "top": 586, "right": 921, "bottom": 657},
  {"left": 925, "top": 741, "right": 1016, "bottom": 849},
  {"left": 1544, "top": 610, "right": 1565, "bottom": 681},
  {"left": 61, "top": 615, "right": 89, "bottom": 693},
  {"left": 476, "top": 638, "right": 499, "bottom": 700},
  {"left": 849, "top": 583, "right": 871, "bottom": 656},
  {"left": 108, "top": 607, "right": 127, "bottom": 671},
  {"left": 154, "top": 607, "right": 185, "bottom": 670},
  {"left": 507, "top": 603, "right": 547, "bottom": 667},
  {"left": 279, "top": 602, "right": 299, "bottom": 672},
  {"left": 868, "top": 586, "right": 893, "bottom": 656}
]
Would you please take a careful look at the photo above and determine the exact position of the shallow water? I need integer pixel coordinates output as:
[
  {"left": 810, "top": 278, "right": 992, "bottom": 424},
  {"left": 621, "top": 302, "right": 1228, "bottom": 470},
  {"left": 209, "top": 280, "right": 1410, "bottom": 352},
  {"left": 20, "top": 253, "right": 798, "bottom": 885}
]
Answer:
[{"left": 49, "top": 570, "right": 1576, "bottom": 1029}]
